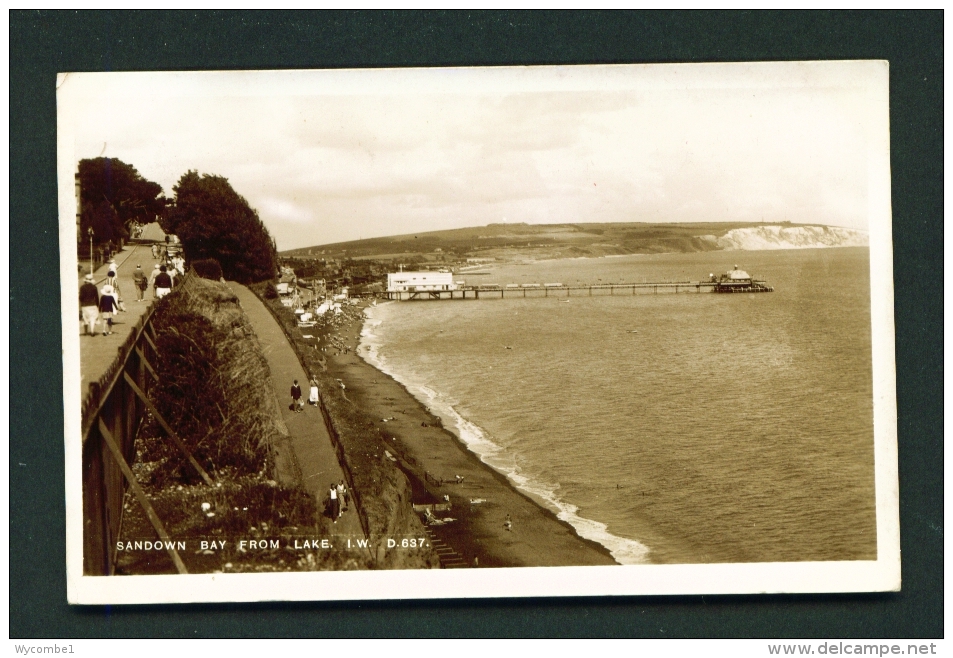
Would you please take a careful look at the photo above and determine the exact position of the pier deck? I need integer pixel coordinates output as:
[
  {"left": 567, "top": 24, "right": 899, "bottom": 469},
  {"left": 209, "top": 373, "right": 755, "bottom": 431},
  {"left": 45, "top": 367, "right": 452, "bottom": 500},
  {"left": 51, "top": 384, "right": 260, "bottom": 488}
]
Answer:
[{"left": 386, "top": 281, "right": 725, "bottom": 301}]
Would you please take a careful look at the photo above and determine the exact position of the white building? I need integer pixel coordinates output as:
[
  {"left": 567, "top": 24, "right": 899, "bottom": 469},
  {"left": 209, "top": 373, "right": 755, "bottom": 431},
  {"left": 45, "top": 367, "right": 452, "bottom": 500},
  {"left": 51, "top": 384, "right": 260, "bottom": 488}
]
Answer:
[{"left": 387, "top": 270, "right": 457, "bottom": 293}]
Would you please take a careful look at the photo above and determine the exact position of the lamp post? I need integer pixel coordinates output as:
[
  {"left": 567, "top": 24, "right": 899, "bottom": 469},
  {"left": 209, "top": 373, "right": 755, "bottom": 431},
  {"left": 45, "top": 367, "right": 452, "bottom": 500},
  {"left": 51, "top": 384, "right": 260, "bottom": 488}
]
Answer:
[{"left": 88, "top": 227, "right": 94, "bottom": 276}]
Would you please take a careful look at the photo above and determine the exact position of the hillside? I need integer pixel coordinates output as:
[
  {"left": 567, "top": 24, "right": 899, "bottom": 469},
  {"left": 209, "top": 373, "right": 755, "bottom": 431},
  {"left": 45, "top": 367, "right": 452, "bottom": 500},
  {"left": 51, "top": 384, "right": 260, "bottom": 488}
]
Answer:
[{"left": 282, "top": 222, "right": 867, "bottom": 262}]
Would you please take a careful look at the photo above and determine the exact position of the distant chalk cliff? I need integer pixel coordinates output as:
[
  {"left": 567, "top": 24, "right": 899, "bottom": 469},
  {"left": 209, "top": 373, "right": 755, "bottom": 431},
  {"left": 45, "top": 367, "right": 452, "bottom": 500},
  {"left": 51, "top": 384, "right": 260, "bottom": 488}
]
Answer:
[{"left": 699, "top": 225, "right": 869, "bottom": 251}]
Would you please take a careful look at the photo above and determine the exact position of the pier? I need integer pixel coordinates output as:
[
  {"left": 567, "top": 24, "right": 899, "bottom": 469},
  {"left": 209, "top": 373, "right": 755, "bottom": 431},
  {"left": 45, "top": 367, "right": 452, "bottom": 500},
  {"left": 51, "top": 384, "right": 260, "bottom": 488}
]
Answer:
[{"left": 385, "top": 280, "right": 770, "bottom": 301}]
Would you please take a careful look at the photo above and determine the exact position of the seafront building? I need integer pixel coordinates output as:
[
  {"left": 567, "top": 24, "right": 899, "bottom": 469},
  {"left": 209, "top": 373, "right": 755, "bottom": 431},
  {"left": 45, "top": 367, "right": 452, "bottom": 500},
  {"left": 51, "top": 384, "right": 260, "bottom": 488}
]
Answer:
[{"left": 386, "top": 270, "right": 456, "bottom": 294}]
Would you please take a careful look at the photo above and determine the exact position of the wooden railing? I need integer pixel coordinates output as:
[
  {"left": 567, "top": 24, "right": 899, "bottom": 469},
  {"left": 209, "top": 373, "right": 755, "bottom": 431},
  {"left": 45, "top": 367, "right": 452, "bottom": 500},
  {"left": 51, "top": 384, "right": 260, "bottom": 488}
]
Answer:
[{"left": 81, "top": 272, "right": 208, "bottom": 576}]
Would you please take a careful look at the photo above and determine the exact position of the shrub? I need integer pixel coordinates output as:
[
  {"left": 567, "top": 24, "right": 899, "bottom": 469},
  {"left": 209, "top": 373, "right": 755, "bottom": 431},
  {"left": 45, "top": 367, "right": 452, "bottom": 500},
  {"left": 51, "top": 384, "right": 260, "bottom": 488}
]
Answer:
[
  {"left": 192, "top": 258, "right": 224, "bottom": 281},
  {"left": 147, "top": 278, "right": 274, "bottom": 485}
]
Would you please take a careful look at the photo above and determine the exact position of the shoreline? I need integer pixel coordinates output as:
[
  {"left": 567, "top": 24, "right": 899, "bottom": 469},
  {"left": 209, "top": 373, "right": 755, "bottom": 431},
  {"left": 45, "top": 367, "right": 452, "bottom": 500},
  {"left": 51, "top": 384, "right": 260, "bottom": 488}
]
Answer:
[
  {"left": 320, "top": 301, "right": 618, "bottom": 568},
  {"left": 360, "top": 307, "right": 654, "bottom": 565}
]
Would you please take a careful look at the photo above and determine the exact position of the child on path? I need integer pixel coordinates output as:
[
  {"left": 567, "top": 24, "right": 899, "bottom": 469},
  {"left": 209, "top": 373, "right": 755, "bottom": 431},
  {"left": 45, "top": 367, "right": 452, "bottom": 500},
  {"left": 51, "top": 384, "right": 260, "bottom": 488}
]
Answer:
[
  {"left": 98, "top": 285, "right": 118, "bottom": 335},
  {"left": 290, "top": 379, "right": 303, "bottom": 413},
  {"left": 105, "top": 270, "right": 126, "bottom": 311}
]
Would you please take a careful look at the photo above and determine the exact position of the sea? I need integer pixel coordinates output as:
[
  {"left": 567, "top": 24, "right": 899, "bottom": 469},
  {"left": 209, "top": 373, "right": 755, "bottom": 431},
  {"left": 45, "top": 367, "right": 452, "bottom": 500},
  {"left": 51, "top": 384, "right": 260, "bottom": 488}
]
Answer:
[{"left": 360, "top": 247, "right": 877, "bottom": 564}]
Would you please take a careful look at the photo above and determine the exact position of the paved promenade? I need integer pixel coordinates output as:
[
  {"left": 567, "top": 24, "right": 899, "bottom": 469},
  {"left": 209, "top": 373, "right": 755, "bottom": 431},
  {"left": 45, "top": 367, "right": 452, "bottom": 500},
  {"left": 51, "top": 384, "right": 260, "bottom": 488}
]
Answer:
[
  {"left": 76, "top": 243, "right": 365, "bottom": 538},
  {"left": 231, "top": 284, "right": 365, "bottom": 538},
  {"left": 78, "top": 242, "right": 164, "bottom": 393}
]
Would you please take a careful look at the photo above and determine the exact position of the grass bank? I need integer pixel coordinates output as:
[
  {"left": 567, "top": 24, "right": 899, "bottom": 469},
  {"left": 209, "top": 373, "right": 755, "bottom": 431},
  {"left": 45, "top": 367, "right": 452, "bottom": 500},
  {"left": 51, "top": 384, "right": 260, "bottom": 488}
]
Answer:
[{"left": 116, "top": 276, "right": 375, "bottom": 574}]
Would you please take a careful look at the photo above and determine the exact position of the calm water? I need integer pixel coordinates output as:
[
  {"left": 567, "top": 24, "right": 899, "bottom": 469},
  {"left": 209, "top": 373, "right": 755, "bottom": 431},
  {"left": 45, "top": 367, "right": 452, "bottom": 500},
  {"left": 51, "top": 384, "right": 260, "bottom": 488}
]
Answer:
[{"left": 361, "top": 248, "right": 876, "bottom": 564}]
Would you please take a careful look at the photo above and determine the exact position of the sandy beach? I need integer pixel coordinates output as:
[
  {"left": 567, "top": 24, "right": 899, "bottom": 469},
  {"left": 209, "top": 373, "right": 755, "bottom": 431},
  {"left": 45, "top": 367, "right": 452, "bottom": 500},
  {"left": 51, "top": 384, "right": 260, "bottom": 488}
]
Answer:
[{"left": 318, "top": 301, "right": 617, "bottom": 568}]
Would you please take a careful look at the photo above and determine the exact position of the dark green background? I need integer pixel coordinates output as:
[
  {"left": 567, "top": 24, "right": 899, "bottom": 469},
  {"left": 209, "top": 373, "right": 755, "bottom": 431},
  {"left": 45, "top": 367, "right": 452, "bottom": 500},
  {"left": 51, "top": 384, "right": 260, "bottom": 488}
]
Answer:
[{"left": 10, "top": 10, "right": 942, "bottom": 638}]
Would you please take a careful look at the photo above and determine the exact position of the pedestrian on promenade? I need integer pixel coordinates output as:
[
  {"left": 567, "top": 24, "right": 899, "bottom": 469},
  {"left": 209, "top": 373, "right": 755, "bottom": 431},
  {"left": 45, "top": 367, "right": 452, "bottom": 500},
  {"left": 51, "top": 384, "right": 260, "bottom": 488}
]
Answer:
[
  {"left": 336, "top": 482, "right": 345, "bottom": 515},
  {"left": 154, "top": 265, "right": 173, "bottom": 299},
  {"left": 132, "top": 264, "right": 148, "bottom": 301},
  {"left": 107, "top": 257, "right": 118, "bottom": 274},
  {"left": 290, "top": 379, "right": 303, "bottom": 413},
  {"left": 105, "top": 270, "right": 126, "bottom": 312},
  {"left": 329, "top": 483, "right": 339, "bottom": 522},
  {"left": 79, "top": 273, "right": 100, "bottom": 336},
  {"left": 308, "top": 378, "right": 319, "bottom": 406},
  {"left": 98, "top": 285, "right": 118, "bottom": 335},
  {"left": 151, "top": 243, "right": 158, "bottom": 259},
  {"left": 338, "top": 481, "right": 349, "bottom": 513},
  {"left": 148, "top": 264, "right": 161, "bottom": 298}
]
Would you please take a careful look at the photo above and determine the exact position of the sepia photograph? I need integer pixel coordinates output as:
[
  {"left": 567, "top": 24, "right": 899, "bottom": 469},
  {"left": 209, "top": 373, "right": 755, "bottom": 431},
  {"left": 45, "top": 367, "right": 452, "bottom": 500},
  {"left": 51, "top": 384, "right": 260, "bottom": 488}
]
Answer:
[{"left": 58, "top": 61, "right": 899, "bottom": 604}]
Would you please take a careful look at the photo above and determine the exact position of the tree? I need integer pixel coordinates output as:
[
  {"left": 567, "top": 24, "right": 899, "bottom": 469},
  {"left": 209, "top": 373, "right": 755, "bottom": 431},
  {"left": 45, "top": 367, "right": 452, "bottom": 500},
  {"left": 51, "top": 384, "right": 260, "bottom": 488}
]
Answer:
[
  {"left": 86, "top": 200, "right": 121, "bottom": 244},
  {"left": 78, "top": 157, "right": 168, "bottom": 242},
  {"left": 165, "top": 171, "right": 277, "bottom": 284}
]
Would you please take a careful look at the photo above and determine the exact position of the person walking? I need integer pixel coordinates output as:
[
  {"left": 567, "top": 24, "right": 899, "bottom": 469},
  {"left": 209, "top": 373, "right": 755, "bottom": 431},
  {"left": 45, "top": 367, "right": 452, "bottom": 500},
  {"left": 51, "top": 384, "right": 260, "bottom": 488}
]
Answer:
[
  {"left": 290, "top": 379, "right": 303, "bottom": 413},
  {"left": 148, "top": 264, "right": 161, "bottom": 298},
  {"left": 329, "top": 483, "right": 339, "bottom": 522},
  {"left": 105, "top": 270, "right": 125, "bottom": 312},
  {"left": 98, "top": 285, "right": 118, "bottom": 335},
  {"left": 338, "top": 481, "right": 349, "bottom": 513},
  {"left": 154, "top": 265, "right": 173, "bottom": 299},
  {"left": 308, "top": 378, "right": 320, "bottom": 406},
  {"left": 151, "top": 243, "right": 159, "bottom": 259},
  {"left": 79, "top": 273, "right": 100, "bottom": 336},
  {"left": 132, "top": 264, "right": 148, "bottom": 301},
  {"left": 336, "top": 482, "right": 345, "bottom": 515}
]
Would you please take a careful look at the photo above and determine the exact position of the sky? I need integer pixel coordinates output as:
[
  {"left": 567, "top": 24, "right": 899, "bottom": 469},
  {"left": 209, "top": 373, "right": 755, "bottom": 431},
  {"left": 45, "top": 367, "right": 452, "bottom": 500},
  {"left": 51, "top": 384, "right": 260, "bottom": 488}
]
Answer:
[{"left": 58, "top": 63, "right": 887, "bottom": 251}]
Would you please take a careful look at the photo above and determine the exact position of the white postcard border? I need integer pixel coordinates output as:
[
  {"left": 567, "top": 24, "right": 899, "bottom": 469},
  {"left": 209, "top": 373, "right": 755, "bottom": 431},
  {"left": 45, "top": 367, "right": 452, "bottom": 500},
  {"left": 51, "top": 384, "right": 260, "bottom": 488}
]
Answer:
[{"left": 59, "top": 61, "right": 900, "bottom": 604}]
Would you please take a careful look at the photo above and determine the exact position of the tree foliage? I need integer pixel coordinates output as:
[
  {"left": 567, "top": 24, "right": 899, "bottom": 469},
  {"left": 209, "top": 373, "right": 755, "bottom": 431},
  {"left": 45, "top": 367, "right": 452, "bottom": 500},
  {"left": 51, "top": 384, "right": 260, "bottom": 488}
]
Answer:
[
  {"left": 85, "top": 200, "right": 121, "bottom": 244},
  {"left": 165, "top": 171, "right": 278, "bottom": 284},
  {"left": 78, "top": 157, "right": 167, "bottom": 242}
]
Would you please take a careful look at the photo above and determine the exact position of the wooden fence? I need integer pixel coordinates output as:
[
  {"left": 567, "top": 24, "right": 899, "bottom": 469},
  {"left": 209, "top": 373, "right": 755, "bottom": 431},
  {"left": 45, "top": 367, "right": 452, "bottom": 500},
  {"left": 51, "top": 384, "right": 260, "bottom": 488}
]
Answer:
[{"left": 81, "top": 272, "right": 209, "bottom": 576}]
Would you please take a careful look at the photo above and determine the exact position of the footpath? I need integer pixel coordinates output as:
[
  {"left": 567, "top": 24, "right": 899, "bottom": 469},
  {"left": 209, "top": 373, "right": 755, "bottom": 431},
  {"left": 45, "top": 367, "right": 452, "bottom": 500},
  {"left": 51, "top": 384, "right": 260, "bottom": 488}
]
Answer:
[
  {"left": 230, "top": 284, "right": 365, "bottom": 539},
  {"left": 78, "top": 242, "right": 163, "bottom": 394}
]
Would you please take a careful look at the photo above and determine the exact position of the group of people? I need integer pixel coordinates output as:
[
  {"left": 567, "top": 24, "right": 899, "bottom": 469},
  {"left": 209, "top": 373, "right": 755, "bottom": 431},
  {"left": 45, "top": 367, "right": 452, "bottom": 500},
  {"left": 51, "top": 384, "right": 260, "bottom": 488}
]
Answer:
[
  {"left": 130, "top": 262, "right": 176, "bottom": 301},
  {"left": 288, "top": 379, "right": 348, "bottom": 523},
  {"left": 78, "top": 255, "right": 180, "bottom": 337},
  {"left": 289, "top": 378, "right": 320, "bottom": 413},
  {"left": 79, "top": 272, "right": 124, "bottom": 337},
  {"left": 327, "top": 480, "right": 349, "bottom": 522},
  {"left": 149, "top": 246, "right": 185, "bottom": 278}
]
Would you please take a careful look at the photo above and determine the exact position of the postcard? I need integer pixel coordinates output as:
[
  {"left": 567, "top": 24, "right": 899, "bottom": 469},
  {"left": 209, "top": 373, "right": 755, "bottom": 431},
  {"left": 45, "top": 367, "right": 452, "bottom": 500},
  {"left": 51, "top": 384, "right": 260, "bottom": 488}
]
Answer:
[{"left": 58, "top": 61, "right": 899, "bottom": 604}]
